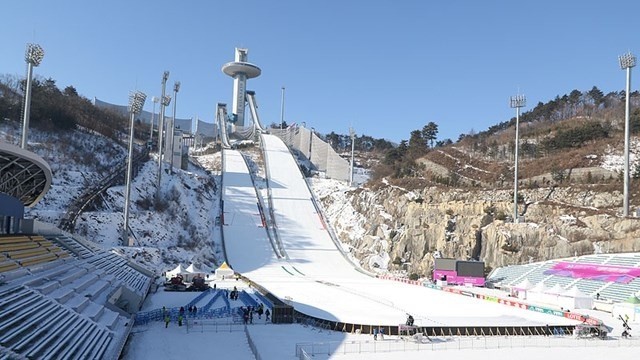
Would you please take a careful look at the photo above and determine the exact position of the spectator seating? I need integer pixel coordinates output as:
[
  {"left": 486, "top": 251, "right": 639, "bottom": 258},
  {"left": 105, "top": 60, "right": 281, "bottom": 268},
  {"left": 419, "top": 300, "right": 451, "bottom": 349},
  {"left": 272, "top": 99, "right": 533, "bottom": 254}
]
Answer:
[
  {"left": 599, "top": 277, "right": 640, "bottom": 302},
  {"left": 487, "top": 252, "right": 640, "bottom": 303},
  {"left": 44, "top": 234, "right": 95, "bottom": 259},
  {"left": 0, "top": 235, "right": 71, "bottom": 272},
  {"left": 0, "top": 233, "right": 153, "bottom": 359}
]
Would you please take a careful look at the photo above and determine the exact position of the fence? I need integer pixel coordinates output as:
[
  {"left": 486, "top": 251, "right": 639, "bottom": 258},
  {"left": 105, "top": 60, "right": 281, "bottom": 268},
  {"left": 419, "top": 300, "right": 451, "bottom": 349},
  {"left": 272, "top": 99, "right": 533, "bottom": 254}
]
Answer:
[
  {"left": 185, "top": 319, "right": 245, "bottom": 333},
  {"left": 295, "top": 335, "right": 639, "bottom": 357},
  {"left": 134, "top": 305, "right": 238, "bottom": 326}
]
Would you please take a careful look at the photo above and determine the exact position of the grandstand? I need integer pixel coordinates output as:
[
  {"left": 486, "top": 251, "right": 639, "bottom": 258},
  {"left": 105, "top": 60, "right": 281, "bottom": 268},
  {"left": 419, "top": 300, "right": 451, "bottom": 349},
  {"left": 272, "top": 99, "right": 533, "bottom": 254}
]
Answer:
[
  {"left": 487, "top": 252, "right": 640, "bottom": 303},
  {"left": 0, "top": 141, "right": 155, "bottom": 359}
]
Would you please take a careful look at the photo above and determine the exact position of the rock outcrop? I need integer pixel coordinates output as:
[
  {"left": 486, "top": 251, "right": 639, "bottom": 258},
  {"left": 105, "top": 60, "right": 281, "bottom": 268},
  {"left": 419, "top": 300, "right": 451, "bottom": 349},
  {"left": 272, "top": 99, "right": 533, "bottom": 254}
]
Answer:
[{"left": 318, "top": 182, "right": 640, "bottom": 277}]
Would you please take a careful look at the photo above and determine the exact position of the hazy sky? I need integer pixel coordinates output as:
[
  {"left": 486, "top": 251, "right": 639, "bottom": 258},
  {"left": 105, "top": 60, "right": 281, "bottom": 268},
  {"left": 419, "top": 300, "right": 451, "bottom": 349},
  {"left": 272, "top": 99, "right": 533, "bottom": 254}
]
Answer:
[{"left": 1, "top": 0, "right": 638, "bottom": 143}]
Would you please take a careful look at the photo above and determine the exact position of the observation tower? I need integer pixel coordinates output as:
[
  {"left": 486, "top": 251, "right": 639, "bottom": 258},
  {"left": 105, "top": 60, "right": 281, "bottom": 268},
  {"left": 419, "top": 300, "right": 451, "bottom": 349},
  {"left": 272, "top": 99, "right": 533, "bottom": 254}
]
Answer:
[{"left": 222, "top": 48, "right": 261, "bottom": 127}]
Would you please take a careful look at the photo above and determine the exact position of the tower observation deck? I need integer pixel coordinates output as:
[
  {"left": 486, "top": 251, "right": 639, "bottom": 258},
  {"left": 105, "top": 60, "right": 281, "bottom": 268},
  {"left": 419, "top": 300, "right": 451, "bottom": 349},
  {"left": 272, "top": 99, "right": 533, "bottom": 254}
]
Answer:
[{"left": 222, "top": 48, "right": 261, "bottom": 128}]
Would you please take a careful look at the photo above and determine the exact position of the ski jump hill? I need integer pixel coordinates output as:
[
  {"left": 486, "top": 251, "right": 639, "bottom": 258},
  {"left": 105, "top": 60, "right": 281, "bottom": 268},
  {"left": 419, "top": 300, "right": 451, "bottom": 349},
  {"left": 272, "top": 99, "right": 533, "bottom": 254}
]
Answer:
[{"left": 220, "top": 134, "right": 581, "bottom": 336}]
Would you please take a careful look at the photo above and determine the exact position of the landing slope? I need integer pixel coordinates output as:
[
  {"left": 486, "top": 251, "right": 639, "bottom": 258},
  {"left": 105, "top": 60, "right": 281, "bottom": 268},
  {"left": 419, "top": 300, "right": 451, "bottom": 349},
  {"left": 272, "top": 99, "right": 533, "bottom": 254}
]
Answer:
[{"left": 222, "top": 136, "right": 578, "bottom": 328}]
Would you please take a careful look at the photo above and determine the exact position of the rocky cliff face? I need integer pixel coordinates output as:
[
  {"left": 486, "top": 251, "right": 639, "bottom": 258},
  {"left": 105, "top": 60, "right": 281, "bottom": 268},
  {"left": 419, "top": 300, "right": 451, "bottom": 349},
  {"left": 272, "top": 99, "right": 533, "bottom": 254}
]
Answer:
[{"left": 317, "top": 181, "right": 640, "bottom": 277}]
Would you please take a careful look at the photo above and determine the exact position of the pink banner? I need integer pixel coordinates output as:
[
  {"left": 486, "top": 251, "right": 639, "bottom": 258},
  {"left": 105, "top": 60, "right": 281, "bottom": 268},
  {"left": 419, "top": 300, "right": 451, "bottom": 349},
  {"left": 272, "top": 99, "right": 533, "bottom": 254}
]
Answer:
[{"left": 544, "top": 262, "right": 640, "bottom": 284}]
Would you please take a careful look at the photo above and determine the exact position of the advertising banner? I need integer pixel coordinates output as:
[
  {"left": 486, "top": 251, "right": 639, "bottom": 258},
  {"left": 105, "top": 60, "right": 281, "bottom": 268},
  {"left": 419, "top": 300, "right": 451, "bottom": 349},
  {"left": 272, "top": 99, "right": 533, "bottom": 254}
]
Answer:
[{"left": 544, "top": 262, "right": 640, "bottom": 283}]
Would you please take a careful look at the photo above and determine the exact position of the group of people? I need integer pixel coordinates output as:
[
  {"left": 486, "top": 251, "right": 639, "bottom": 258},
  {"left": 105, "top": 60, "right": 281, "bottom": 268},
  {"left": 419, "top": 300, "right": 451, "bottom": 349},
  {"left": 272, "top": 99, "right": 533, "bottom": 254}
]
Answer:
[
  {"left": 229, "top": 286, "right": 239, "bottom": 301},
  {"left": 373, "top": 327, "right": 385, "bottom": 340},
  {"left": 162, "top": 306, "right": 184, "bottom": 328},
  {"left": 240, "top": 304, "right": 271, "bottom": 324}
]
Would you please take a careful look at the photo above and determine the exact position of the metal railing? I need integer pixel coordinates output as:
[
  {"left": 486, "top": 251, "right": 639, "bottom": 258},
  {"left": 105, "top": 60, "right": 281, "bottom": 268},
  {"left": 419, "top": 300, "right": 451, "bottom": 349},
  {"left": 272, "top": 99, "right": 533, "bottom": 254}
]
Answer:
[
  {"left": 295, "top": 335, "right": 640, "bottom": 357},
  {"left": 186, "top": 319, "right": 245, "bottom": 333}
]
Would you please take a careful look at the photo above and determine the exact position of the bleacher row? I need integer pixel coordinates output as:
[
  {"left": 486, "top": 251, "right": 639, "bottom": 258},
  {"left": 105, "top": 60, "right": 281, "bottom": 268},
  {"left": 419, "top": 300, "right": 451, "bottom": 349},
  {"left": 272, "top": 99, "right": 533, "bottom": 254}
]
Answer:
[
  {"left": 0, "top": 285, "right": 116, "bottom": 359},
  {"left": 0, "top": 233, "right": 155, "bottom": 359},
  {"left": 46, "top": 234, "right": 101, "bottom": 259},
  {"left": 86, "top": 252, "right": 151, "bottom": 294},
  {"left": 0, "top": 235, "right": 71, "bottom": 273},
  {"left": 488, "top": 253, "right": 640, "bottom": 303}
]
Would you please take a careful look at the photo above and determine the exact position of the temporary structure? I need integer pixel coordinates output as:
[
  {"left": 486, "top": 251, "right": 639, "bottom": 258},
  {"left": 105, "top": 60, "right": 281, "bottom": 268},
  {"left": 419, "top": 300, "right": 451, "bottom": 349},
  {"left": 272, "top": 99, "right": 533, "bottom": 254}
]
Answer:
[
  {"left": 557, "top": 286, "right": 593, "bottom": 310},
  {"left": 165, "top": 264, "right": 188, "bottom": 281},
  {"left": 527, "top": 282, "right": 551, "bottom": 303},
  {"left": 514, "top": 278, "right": 534, "bottom": 300},
  {"left": 215, "top": 262, "right": 235, "bottom": 280},
  {"left": 184, "top": 263, "right": 206, "bottom": 282}
]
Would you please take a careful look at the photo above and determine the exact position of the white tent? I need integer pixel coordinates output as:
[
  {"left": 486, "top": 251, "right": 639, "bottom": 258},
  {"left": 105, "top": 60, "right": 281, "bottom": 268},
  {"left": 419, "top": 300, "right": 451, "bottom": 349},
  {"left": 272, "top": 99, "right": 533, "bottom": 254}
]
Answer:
[
  {"left": 546, "top": 284, "right": 565, "bottom": 295},
  {"left": 514, "top": 279, "right": 534, "bottom": 300},
  {"left": 527, "top": 282, "right": 551, "bottom": 303},
  {"left": 165, "top": 264, "right": 188, "bottom": 281},
  {"left": 215, "top": 262, "right": 235, "bottom": 280},
  {"left": 184, "top": 263, "right": 206, "bottom": 282},
  {"left": 557, "top": 286, "right": 593, "bottom": 310}
]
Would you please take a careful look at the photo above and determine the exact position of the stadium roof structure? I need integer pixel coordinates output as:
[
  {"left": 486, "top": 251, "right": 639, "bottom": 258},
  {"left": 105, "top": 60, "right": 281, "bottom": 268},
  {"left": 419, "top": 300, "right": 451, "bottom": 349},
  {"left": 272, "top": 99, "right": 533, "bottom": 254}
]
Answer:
[{"left": 0, "top": 141, "right": 52, "bottom": 207}]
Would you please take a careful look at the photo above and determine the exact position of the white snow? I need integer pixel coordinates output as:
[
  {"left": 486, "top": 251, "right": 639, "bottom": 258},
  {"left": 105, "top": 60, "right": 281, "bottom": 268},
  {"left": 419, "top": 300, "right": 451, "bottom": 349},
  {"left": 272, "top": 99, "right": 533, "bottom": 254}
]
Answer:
[{"left": 3, "top": 123, "right": 639, "bottom": 359}]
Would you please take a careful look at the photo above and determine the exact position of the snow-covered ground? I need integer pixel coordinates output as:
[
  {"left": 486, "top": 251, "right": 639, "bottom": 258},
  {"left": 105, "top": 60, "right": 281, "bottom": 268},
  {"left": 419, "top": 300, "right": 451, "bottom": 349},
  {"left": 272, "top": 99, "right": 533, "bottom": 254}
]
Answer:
[{"left": 3, "top": 123, "right": 640, "bottom": 359}]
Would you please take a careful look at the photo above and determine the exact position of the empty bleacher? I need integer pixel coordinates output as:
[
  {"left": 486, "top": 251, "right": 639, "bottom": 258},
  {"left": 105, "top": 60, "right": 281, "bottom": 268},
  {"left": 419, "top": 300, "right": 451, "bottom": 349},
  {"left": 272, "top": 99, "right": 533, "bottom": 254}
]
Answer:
[
  {"left": 0, "top": 284, "right": 117, "bottom": 360},
  {"left": 488, "top": 252, "right": 640, "bottom": 304},
  {"left": 573, "top": 254, "right": 610, "bottom": 264},
  {"left": 599, "top": 277, "right": 640, "bottom": 302},
  {"left": 86, "top": 252, "right": 152, "bottom": 295},
  {"left": 0, "top": 233, "right": 153, "bottom": 359},
  {"left": 542, "top": 275, "right": 575, "bottom": 288},
  {"left": 572, "top": 279, "right": 607, "bottom": 297},
  {"left": 44, "top": 234, "right": 95, "bottom": 259},
  {"left": 603, "top": 254, "right": 640, "bottom": 267},
  {"left": 0, "top": 235, "right": 72, "bottom": 272}
]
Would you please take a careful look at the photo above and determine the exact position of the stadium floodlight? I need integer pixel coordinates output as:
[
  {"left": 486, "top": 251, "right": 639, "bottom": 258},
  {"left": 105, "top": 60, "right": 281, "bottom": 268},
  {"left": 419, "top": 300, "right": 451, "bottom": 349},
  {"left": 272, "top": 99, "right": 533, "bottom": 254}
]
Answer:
[
  {"left": 510, "top": 94, "right": 526, "bottom": 223},
  {"left": 619, "top": 52, "right": 636, "bottom": 217},
  {"left": 20, "top": 43, "right": 45, "bottom": 149},
  {"left": 149, "top": 96, "right": 159, "bottom": 145},
  {"left": 168, "top": 81, "right": 181, "bottom": 172},
  {"left": 156, "top": 71, "right": 170, "bottom": 199},
  {"left": 350, "top": 127, "right": 355, "bottom": 187},
  {"left": 124, "top": 91, "right": 147, "bottom": 246},
  {"left": 25, "top": 43, "right": 45, "bottom": 66},
  {"left": 619, "top": 52, "right": 637, "bottom": 70}
]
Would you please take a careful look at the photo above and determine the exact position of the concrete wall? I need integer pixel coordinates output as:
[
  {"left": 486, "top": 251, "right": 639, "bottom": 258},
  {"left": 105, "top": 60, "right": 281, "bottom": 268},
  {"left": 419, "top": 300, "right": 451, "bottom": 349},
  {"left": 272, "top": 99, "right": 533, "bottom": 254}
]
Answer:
[{"left": 271, "top": 126, "right": 350, "bottom": 182}]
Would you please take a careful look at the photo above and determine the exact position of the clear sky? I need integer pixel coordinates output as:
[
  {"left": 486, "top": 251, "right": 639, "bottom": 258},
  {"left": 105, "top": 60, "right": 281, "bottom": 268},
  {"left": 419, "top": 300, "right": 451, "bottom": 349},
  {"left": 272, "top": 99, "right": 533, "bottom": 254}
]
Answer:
[{"left": 2, "top": 0, "right": 639, "bottom": 143}]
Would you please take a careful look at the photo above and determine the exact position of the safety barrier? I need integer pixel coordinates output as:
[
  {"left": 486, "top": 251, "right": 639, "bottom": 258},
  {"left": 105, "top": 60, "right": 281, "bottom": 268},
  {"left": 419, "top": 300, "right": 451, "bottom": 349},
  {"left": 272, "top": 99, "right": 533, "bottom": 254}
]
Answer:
[{"left": 295, "top": 334, "right": 637, "bottom": 357}]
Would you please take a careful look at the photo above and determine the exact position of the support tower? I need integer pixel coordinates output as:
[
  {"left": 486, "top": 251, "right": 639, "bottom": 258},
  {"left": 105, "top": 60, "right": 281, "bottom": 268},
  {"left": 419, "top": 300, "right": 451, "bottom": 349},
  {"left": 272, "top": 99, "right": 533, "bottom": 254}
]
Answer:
[{"left": 222, "top": 48, "right": 261, "bottom": 128}]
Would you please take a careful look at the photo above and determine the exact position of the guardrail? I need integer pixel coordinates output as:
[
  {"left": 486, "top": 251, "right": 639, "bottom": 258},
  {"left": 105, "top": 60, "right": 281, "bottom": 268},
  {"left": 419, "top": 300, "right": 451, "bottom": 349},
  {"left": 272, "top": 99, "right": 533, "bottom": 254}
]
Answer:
[
  {"left": 186, "top": 320, "right": 245, "bottom": 333},
  {"left": 295, "top": 335, "right": 640, "bottom": 357}
]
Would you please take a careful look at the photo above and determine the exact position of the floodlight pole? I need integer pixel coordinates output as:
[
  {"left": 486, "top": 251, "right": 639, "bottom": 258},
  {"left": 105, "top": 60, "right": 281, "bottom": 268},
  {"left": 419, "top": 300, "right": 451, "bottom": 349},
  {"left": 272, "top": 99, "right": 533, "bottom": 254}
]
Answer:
[
  {"left": 124, "top": 91, "right": 147, "bottom": 246},
  {"left": 20, "top": 43, "right": 45, "bottom": 149},
  {"left": 149, "top": 96, "right": 159, "bottom": 146},
  {"left": 156, "top": 71, "right": 170, "bottom": 199},
  {"left": 168, "top": 81, "right": 180, "bottom": 172},
  {"left": 620, "top": 52, "right": 636, "bottom": 217},
  {"left": 309, "top": 127, "right": 314, "bottom": 163},
  {"left": 350, "top": 127, "right": 355, "bottom": 186},
  {"left": 510, "top": 94, "right": 526, "bottom": 223},
  {"left": 280, "top": 86, "right": 285, "bottom": 130}
]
